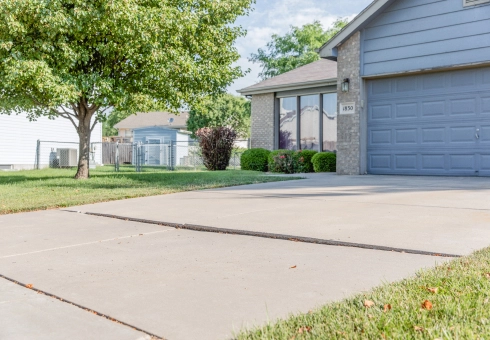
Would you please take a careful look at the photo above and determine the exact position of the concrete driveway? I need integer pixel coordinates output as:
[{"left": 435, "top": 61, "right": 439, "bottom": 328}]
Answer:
[{"left": 1, "top": 174, "right": 489, "bottom": 340}]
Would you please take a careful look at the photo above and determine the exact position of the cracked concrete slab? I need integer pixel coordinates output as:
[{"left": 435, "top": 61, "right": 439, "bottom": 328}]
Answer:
[
  {"left": 70, "top": 174, "right": 490, "bottom": 255},
  {"left": 0, "top": 212, "right": 443, "bottom": 340},
  {"left": 0, "top": 278, "right": 151, "bottom": 340}
]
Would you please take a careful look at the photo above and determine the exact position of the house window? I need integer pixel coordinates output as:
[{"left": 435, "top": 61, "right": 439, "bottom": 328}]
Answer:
[
  {"left": 277, "top": 93, "right": 337, "bottom": 152},
  {"left": 322, "top": 93, "right": 338, "bottom": 152},
  {"left": 279, "top": 97, "right": 298, "bottom": 150},
  {"left": 300, "top": 95, "right": 320, "bottom": 150}
]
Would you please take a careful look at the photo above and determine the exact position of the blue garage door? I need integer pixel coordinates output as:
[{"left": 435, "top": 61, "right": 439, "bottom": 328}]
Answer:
[{"left": 367, "top": 67, "right": 490, "bottom": 176}]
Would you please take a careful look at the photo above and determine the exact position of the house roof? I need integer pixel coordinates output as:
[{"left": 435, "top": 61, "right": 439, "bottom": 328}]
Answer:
[
  {"left": 319, "top": 0, "right": 394, "bottom": 59},
  {"left": 114, "top": 111, "right": 188, "bottom": 130},
  {"left": 237, "top": 59, "right": 338, "bottom": 95}
]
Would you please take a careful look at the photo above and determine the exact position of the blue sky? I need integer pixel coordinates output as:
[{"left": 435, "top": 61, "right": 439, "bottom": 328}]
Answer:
[{"left": 228, "top": 0, "right": 373, "bottom": 94}]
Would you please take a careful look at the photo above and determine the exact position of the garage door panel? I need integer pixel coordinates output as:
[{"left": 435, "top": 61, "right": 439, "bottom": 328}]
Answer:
[
  {"left": 421, "top": 127, "right": 445, "bottom": 143},
  {"left": 395, "top": 154, "right": 417, "bottom": 170},
  {"left": 367, "top": 67, "right": 490, "bottom": 176},
  {"left": 450, "top": 126, "right": 477, "bottom": 143},
  {"left": 395, "top": 129, "right": 417, "bottom": 144},
  {"left": 370, "top": 104, "right": 392, "bottom": 120},
  {"left": 481, "top": 125, "right": 490, "bottom": 142},
  {"left": 396, "top": 102, "right": 418, "bottom": 118},
  {"left": 422, "top": 100, "right": 446, "bottom": 117},
  {"left": 370, "top": 154, "right": 391, "bottom": 170},
  {"left": 449, "top": 154, "right": 476, "bottom": 171},
  {"left": 450, "top": 98, "right": 477, "bottom": 116},
  {"left": 482, "top": 97, "right": 490, "bottom": 114},
  {"left": 370, "top": 129, "right": 392, "bottom": 145}
]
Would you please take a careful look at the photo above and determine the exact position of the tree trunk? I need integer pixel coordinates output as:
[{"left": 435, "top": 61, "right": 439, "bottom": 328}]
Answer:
[{"left": 75, "top": 114, "right": 93, "bottom": 179}]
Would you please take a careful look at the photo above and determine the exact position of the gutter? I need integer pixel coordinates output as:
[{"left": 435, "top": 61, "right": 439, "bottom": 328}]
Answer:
[{"left": 237, "top": 78, "right": 337, "bottom": 96}]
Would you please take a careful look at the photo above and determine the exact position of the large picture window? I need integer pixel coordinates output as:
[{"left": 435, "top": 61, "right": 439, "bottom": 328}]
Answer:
[
  {"left": 277, "top": 93, "right": 337, "bottom": 152},
  {"left": 279, "top": 97, "right": 297, "bottom": 150},
  {"left": 300, "top": 95, "right": 320, "bottom": 150},
  {"left": 322, "top": 93, "right": 337, "bottom": 152}
]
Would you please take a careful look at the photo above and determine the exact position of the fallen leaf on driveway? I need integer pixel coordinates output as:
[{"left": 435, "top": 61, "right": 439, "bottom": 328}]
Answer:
[
  {"left": 364, "top": 300, "right": 375, "bottom": 308},
  {"left": 422, "top": 300, "right": 433, "bottom": 310},
  {"left": 290, "top": 265, "right": 297, "bottom": 269},
  {"left": 414, "top": 326, "right": 424, "bottom": 332},
  {"left": 26, "top": 284, "right": 33, "bottom": 289},
  {"left": 383, "top": 304, "right": 392, "bottom": 312},
  {"left": 428, "top": 287, "right": 439, "bottom": 294}
]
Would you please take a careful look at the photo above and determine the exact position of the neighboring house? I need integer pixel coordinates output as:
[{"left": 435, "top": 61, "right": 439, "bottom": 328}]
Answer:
[
  {"left": 0, "top": 113, "right": 102, "bottom": 170},
  {"left": 132, "top": 126, "right": 194, "bottom": 167},
  {"left": 114, "top": 112, "right": 196, "bottom": 167},
  {"left": 240, "top": 0, "right": 490, "bottom": 177},
  {"left": 114, "top": 111, "right": 188, "bottom": 142}
]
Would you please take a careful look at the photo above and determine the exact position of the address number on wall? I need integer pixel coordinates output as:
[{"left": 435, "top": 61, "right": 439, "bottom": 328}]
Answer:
[{"left": 340, "top": 102, "right": 356, "bottom": 114}]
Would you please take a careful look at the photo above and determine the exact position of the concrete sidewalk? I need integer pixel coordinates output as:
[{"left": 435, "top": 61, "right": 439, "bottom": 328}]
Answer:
[
  {"left": 1, "top": 210, "right": 442, "bottom": 340},
  {"left": 71, "top": 174, "right": 490, "bottom": 255}
]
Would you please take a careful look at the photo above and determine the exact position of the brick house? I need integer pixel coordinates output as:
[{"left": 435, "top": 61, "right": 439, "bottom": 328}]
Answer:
[
  {"left": 240, "top": 0, "right": 490, "bottom": 177},
  {"left": 237, "top": 59, "right": 338, "bottom": 153}
]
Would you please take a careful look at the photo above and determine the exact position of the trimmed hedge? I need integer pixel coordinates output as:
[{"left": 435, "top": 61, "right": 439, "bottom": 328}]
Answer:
[
  {"left": 295, "top": 150, "right": 317, "bottom": 173},
  {"left": 240, "top": 148, "right": 271, "bottom": 172},
  {"left": 311, "top": 152, "right": 336, "bottom": 172}
]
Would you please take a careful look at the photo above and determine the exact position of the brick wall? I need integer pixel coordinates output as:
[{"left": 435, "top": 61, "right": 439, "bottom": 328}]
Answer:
[
  {"left": 337, "top": 32, "right": 361, "bottom": 175},
  {"left": 250, "top": 93, "right": 275, "bottom": 150}
]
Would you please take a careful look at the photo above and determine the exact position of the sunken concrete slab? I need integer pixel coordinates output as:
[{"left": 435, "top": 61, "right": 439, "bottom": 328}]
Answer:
[
  {"left": 70, "top": 174, "right": 490, "bottom": 255},
  {"left": 0, "top": 279, "right": 150, "bottom": 340},
  {"left": 0, "top": 213, "right": 442, "bottom": 340}
]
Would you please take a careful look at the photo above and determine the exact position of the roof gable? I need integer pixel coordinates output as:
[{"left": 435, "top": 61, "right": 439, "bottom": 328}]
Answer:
[
  {"left": 114, "top": 112, "right": 188, "bottom": 130},
  {"left": 319, "top": 0, "right": 395, "bottom": 59}
]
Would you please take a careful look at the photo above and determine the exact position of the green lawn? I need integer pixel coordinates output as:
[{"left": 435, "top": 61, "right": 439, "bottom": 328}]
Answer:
[
  {"left": 0, "top": 166, "right": 296, "bottom": 215},
  {"left": 237, "top": 248, "right": 490, "bottom": 339}
]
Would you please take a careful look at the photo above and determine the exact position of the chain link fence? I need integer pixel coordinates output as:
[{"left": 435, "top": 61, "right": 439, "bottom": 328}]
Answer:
[
  {"left": 34, "top": 139, "right": 249, "bottom": 172},
  {"left": 35, "top": 140, "right": 103, "bottom": 169},
  {"left": 131, "top": 140, "right": 248, "bottom": 172}
]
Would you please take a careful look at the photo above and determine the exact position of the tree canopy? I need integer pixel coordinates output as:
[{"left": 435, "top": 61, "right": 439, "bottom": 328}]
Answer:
[
  {"left": 249, "top": 19, "right": 348, "bottom": 80},
  {"left": 0, "top": 0, "right": 254, "bottom": 178},
  {"left": 187, "top": 93, "right": 251, "bottom": 138}
]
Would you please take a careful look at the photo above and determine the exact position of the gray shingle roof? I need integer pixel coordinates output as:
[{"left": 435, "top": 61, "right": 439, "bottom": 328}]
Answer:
[
  {"left": 237, "top": 59, "right": 337, "bottom": 95},
  {"left": 114, "top": 112, "right": 188, "bottom": 130}
]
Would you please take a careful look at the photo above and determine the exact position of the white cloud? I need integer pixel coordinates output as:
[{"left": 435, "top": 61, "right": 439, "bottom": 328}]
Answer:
[{"left": 227, "top": 0, "right": 372, "bottom": 94}]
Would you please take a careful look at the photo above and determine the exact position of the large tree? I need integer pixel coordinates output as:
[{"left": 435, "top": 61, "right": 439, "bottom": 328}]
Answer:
[
  {"left": 0, "top": 0, "right": 254, "bottom": 179},
  {"left": 187, "top": 93, "right": 251, "bottom": 138},
  {"left": 250, "top": 19, "right": 347, "bottom": 80}
]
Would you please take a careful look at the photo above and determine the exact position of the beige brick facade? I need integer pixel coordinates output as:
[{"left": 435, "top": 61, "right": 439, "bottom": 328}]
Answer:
[
  {"left": 337, "top": 32, "right": 362, "bottom": 175},
  {"left": 250, "top": 93, "right": 275, "bottom": 150}
]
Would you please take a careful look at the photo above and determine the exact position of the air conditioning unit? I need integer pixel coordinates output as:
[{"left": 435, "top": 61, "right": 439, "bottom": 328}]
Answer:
[{"left": 57, "top": 148, "right": 78, "bottom": 167}]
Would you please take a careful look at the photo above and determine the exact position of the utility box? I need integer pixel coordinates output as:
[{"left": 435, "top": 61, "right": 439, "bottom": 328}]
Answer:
[{"left": 57, "top": 148, "right": 78, "bottom": 167}]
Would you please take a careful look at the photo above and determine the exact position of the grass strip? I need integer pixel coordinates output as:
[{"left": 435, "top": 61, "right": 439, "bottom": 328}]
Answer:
[
  {"left": 0, "top": 166, "right": 297, "bottom": 214},
  {"left": 237, "top": 247, "right": 490, "bottom": 339}
]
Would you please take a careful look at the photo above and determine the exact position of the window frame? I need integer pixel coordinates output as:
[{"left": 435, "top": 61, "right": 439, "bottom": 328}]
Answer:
[{"left": 275, "top": 90, "right": 337, "bottom": 152}]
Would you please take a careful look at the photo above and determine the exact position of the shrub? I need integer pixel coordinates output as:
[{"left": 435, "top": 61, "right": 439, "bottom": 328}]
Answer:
[
  {"left": 240, "top": 148, "right": 271, "bottom": 172},
  {"left": 196, "top": 127, "right": 237, "bottom": 171},
  {"left": 268, "top": 150, "right": 297, "bottom": 174},
  {"left": 311, "top": 152, "right": 336, "bottom": 172},
  {"left": 268, "top": 149, "right": 318, "bottom": 173},
  {"left": 295, "top": 150, "right": 317, "bottom": 173}
]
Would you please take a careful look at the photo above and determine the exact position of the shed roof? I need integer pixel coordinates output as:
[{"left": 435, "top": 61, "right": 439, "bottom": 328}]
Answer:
[
  {"left": 237, "top": 59, "right": 337, "bottom": 95},
  {"left": 114, "top": 112, "right": 188, "bottom": 130}
]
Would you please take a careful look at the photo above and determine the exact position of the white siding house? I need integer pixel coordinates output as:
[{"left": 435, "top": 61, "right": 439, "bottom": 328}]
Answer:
[{"left": 0, "top": 113, "right": 103, "bottom": 170}]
